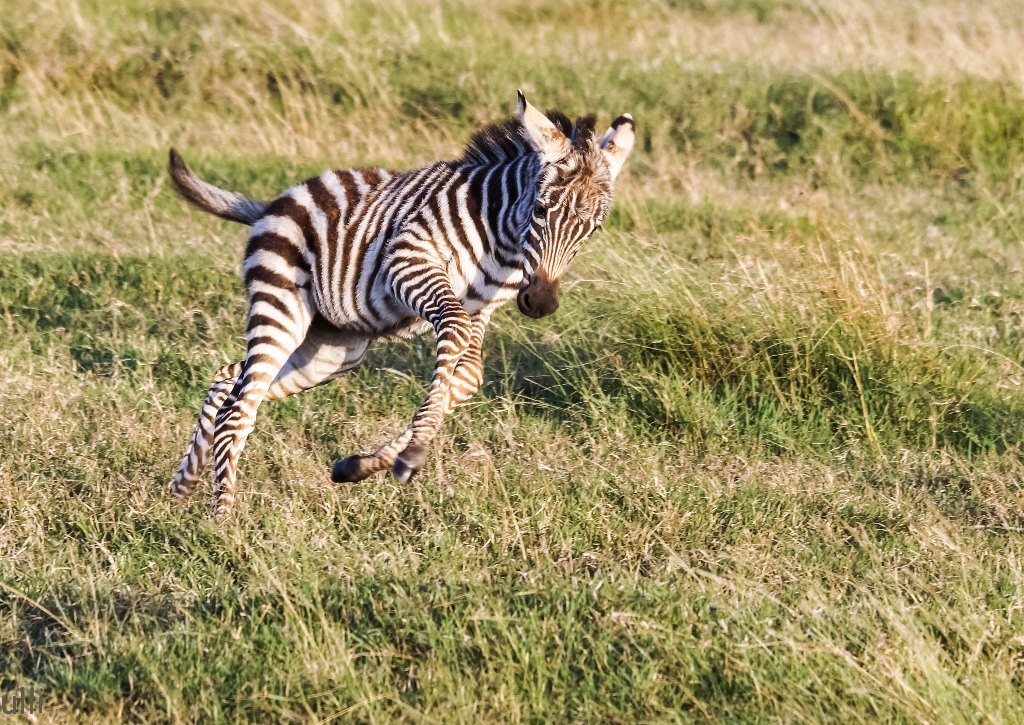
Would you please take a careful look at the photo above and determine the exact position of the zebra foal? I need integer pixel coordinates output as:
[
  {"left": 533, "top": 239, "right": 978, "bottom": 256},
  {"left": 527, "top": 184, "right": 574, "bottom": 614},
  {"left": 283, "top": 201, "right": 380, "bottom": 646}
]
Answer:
[{"left": 169, "top": 92, "right": 636, "bottom": 518}]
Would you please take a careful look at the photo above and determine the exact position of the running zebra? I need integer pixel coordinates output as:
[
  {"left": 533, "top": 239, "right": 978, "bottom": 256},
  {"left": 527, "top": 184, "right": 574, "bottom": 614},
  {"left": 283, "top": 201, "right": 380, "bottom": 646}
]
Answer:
[{"left": 169, "top": 92, "right": 636, "bottom": 519}]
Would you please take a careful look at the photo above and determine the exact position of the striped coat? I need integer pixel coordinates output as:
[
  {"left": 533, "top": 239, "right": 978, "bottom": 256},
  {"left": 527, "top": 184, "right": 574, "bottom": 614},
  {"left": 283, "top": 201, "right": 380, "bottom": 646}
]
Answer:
[{"left": 169, "top": 92, "right": 636, "bottom": 518}]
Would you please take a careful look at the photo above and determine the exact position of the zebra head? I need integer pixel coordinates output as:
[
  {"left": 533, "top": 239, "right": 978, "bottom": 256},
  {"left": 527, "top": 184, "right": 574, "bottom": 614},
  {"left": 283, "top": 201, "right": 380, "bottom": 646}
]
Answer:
[{"left": 516, "top": 91, "right": 635, "bottom": 319}]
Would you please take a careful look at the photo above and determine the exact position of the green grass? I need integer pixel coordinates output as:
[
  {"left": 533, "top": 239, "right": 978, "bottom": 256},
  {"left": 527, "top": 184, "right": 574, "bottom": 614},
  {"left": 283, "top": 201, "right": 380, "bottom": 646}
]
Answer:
[{"left": 2, "top": 0, "right": 1024, "bottom": 721}]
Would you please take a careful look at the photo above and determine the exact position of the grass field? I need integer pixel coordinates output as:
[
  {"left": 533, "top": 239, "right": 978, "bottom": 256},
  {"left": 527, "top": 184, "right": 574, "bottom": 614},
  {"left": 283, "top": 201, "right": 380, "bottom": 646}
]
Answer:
[{"left": 2, "top": 0, "right": 1024, "bottom": 721}]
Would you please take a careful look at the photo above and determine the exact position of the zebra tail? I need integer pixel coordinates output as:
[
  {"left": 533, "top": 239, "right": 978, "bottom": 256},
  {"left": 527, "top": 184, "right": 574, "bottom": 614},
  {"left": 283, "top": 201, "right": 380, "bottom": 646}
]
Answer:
[{"left": 168, "top": 148, "right": 268, "bottom": 226}]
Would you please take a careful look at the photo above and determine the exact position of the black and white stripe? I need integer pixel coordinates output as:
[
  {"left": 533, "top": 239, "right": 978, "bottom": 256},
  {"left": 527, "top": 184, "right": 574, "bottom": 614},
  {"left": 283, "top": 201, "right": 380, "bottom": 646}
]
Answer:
[{"left": 168, "top": 92, "right": 636, "bottom": 518}]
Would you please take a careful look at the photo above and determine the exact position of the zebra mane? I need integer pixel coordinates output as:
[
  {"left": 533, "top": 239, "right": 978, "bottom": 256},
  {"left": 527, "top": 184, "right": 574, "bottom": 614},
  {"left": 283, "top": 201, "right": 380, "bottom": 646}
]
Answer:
[
  {"left": 548, "top": 112, "right": 598, "bottom": 150},
  {"left": 456, "top": 111, "right": 600, "bottom": 167}
]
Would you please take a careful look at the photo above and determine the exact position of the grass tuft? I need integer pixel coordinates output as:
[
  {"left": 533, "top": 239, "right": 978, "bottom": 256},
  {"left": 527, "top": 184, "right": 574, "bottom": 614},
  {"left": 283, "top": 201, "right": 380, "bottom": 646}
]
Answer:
[{"left": 2, "top": 0, "right": 1024, "bottom": 720}]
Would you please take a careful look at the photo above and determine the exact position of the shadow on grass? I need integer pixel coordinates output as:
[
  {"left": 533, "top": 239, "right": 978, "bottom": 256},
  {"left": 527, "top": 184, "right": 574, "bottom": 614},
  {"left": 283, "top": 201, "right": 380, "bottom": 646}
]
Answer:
[{"left": 3, "top": 252, "right": 1022, "bottom": 458}]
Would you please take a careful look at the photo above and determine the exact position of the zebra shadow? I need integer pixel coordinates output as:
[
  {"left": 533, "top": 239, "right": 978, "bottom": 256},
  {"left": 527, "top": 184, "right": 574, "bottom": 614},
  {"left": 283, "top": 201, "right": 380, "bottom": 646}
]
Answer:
[{"left": 352, "top": 317, "right": 662, "bottom": 432}]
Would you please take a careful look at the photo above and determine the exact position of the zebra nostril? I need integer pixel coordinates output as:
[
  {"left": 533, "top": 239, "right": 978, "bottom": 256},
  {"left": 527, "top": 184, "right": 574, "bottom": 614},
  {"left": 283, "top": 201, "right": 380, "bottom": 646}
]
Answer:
[{"left": 522, "top": 293, "right": 532, "bottom": 310}]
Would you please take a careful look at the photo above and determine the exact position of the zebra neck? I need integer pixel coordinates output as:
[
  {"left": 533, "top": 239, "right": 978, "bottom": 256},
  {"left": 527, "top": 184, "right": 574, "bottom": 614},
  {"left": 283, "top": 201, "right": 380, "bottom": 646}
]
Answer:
[{"left": 474, "top": 155, "right": 539, "bottom": 267}]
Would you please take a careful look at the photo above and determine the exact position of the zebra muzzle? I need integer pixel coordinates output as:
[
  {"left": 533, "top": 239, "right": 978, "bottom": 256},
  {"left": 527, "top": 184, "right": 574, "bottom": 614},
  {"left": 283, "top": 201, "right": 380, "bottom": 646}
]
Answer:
[{"left": 517, "top": 272, "right": 560, "bottom": 319}]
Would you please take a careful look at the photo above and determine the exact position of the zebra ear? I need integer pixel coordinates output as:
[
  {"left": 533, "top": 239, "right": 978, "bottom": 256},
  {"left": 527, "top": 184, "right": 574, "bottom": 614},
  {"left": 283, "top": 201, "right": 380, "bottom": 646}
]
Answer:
[
  {"left": 517, "top": 90, "right": 570, "bottom": 164},
  {"left": 599, "top": 114, "right": 636, "bottom": 181}
]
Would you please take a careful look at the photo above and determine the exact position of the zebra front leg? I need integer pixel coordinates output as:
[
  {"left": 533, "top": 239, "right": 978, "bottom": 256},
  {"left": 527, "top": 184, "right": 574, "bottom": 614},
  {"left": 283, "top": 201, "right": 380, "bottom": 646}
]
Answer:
[
  {"left": 389, "top": 314, "right": 487, "bottom": 480},
  {"left": 390, "top": 299, "right": 473, "bottom": 481},
  {"left": 332, "top": 273, "right": 472, "bottom": 484},
  {"left": 442, "top": 314, "right": 488, "bottom": 416},
  {"left": 170, "top": 361, "right": 243, "bottom": 500},
  {"left": 352, "top": 316, "right": 487, "bottom": 482}
]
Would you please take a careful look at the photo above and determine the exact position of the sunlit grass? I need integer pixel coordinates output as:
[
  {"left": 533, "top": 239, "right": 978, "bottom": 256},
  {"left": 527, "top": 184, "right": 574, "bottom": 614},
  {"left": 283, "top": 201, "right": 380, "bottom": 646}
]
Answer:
[{"left": 1, "top": 0, "right": 1023, "bottom": 721}]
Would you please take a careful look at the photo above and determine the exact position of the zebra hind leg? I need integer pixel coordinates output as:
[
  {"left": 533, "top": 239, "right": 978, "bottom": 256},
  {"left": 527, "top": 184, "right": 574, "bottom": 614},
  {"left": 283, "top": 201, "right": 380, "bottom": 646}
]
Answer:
[
  {"left": 169, "top": 361, "right": 243, "bottom": 501},
  {"left": 209, "top": 285, "right": 313, "bottom": 520},
  {"left": 173, "top": 319, "right": 371, "bottom": 503}
]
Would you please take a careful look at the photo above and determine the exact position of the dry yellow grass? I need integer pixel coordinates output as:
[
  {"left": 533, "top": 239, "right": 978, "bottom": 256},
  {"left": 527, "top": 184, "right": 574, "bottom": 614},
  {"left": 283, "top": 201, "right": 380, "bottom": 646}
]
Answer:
[{"left": 1, "top": 0, "right": 1023, "bottom": 721}]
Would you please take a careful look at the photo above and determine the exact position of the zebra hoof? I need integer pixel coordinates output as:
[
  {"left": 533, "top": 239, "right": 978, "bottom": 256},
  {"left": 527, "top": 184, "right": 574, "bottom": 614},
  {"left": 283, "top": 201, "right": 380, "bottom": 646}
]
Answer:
[
  {"left": 169, "top": 478, "right": 192, "bottom": 500},
  {"left": 209, "top": 497, "right": 233, "bottom": 521},
  {"left": 332, "top": 455, "right": 367, "bottom": 483},
  {"left": 392, "top": 444, "right": 427, "bottom": 484},
  {"left": 391, "top": 458, "right": 418, "bottom": 484}
]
